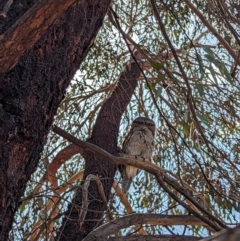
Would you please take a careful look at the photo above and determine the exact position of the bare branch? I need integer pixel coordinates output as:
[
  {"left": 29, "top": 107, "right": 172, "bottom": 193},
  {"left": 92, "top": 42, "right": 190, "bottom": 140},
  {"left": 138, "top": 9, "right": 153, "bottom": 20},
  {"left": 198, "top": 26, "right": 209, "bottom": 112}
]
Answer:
[
  {"left": 82, "top": 214, "right": 207, "bottom": 241},
  {"left": 79, "top": 174, "right": 110, "bottom": 229}
]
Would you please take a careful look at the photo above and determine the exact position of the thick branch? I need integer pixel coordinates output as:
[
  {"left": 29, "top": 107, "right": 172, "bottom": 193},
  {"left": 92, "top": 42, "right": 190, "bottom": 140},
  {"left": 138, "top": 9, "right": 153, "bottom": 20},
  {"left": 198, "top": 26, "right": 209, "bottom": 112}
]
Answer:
[
  {"left": 82, "top": 214, "right": 206, "bottom": 241},
  {"left": 106, "top": 235, "right": 201, "bottom": 241},
  {"left": 199, "top": 226, "right": 240, "bottom": 241},
  {"left": 0, "top": 0, "right": 79, "bottom": 73},
  {"left": 52, "top": 125, "right": 119, "bottom": 165}
]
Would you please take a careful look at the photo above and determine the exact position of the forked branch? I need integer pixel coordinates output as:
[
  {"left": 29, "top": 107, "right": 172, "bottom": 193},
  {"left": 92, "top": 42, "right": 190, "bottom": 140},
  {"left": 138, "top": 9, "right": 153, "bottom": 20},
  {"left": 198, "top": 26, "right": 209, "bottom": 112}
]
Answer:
[{"left": 52, "top": 125, "right": 226, "bottom": 232}]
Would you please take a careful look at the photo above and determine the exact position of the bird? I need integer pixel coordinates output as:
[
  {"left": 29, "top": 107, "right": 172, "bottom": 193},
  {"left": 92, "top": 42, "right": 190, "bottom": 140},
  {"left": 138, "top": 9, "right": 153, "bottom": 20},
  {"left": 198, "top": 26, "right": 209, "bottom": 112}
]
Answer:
[{"left": 119, "top": 117, "right": 155, "bottom": 195}]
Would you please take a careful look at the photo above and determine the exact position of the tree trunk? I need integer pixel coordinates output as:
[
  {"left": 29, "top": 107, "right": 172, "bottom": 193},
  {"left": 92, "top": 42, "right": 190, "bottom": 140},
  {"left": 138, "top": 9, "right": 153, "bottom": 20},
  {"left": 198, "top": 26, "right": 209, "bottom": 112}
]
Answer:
[
  {"left": 0, "top": 1, "right": 111, "bottom": 240},
  {"left": 57, "top": 61, "right": 141, "bottom": 240}
]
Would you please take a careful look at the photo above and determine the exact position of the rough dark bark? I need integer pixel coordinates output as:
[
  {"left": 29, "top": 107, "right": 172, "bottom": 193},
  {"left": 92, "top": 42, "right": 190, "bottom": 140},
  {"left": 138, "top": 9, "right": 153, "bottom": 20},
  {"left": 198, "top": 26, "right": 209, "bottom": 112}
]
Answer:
[
  {"left": 0, "top": 0, "right": 84, "bottom": 73},
  {"left": 0, "top": 1, "right": 111, "bottom": 240},
  {"left": 57, "top": 61, "right": 141, "bottom": 240}
]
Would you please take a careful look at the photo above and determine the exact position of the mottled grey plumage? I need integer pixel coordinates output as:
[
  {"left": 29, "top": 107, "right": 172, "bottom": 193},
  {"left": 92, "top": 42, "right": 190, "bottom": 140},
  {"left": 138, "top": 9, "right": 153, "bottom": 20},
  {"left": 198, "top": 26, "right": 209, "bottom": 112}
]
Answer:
[{"left": 120, "top": 117, "right": 155, "bottom": 195}]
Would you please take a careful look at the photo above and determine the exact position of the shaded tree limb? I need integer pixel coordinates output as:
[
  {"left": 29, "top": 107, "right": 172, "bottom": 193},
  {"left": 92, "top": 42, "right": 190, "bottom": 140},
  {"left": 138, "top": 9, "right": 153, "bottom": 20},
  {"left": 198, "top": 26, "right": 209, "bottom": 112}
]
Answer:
[
  {"left": 199, "top": 226, "right": 240, "bottom": 241},
  {"left": 47, "top": 144, "right": 86, "bottom": 188},
  {"left": 0, "top": 0, "right": 81, "bottom": 73},
  {"left": 82, "top": 214, "right": 208, "bottom": 241}
]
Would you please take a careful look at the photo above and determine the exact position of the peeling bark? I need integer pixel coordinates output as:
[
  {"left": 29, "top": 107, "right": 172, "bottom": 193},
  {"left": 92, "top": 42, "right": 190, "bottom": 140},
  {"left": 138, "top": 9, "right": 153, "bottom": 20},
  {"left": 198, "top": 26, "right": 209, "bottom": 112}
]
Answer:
[
  {"left": 0, "top": 0, "right": 81, "bottom": 73},
  {"left": 0, "top": 1, "right": 111, "bottom": 239}
]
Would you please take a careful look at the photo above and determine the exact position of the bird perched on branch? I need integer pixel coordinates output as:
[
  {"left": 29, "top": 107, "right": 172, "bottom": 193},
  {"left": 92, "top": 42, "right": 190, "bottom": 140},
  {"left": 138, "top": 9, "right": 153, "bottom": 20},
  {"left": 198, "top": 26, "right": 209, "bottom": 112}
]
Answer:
[{"left": 119, "top": 117, "right": 155, "bottom": 195}]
